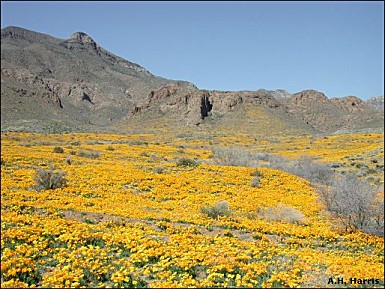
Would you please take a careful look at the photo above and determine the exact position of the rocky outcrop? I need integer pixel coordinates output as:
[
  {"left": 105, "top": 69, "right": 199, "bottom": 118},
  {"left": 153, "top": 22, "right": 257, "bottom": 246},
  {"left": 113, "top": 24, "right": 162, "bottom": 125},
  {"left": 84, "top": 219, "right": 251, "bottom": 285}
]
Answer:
[
  {"left": 133, "top": 86, "right": 281, "bottom": 125},
  {"left": 61, "top": 32, "right": 101, "bottom": 54},
  {"left": 260, "top": 89, "right": 292, "bottom": 100},
  {"left": 149, "top": 84, "right": 180, "bottom": 100},
  {"left": 277, "top": 90, "right": 383, "bottom": 132},
  {"left": 287, "top": 90, "right": 329, "bottom": 109},
  {"left": 331, "top": 96, "right": 369, "bottom": 112}
]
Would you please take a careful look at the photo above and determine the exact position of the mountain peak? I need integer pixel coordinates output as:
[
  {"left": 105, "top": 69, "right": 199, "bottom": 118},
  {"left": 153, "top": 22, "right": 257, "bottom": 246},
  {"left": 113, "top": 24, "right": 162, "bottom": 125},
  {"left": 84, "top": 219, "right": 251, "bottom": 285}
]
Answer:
[
  {"left": 68, "top": 32, "right": 96, "bottom": 45},
  {"left": 68, "top": 32, "right": 95, "bottom": 43}
]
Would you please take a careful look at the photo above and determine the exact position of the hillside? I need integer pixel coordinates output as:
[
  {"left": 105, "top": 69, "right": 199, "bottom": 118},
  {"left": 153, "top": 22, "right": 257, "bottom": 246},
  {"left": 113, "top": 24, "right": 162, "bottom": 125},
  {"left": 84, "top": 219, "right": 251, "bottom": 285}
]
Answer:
[
  {"left": 1, "top": 26, "right": 384, "bottom": 134},
  {"left": 1, "top": 26, "right": 195, "bottom": 132}
]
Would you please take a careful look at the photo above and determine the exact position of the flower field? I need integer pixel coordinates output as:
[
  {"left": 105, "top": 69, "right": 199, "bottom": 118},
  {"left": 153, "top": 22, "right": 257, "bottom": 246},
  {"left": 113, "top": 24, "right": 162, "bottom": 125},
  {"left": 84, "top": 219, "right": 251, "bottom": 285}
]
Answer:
[{"left": 1, "top": 132, "right": 384, "bottom": 288}]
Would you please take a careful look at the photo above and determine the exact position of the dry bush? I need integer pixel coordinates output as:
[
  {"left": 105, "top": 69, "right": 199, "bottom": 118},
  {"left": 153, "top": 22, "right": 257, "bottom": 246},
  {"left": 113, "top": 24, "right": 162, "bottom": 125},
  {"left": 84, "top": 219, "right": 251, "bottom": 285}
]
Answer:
[
  {"left": 250, "top": 169, "right": 263, "bottom": 187},
  {"left": 211, "top": 147, "right": 259, "bottom": 167},
  {"left": 77, "top": 149, "right": 101, "bottom": 159},
  {"left": 257, "top": 203, "right": 307, "bottom": 224},
  {"left": 33, "top": 167, "right": 67, "bottom": 191},
  {"left": 153, "top": 166, "right": 166, "bottom": 174},
  {"left": 318, "top": 173, "right": 383, "bottom": 236},
  {"left": 250, "top": 177, "right": 261, "bottom": 187},
  {"left": 262, "top": 154, "right": 335, "bottom": 185},
  {"left": 290, "top": 155, "right": 335, "bottom": 185},
  {"left": 250, "top": 169, "right": 263, "bottom": 177},
  {"left": 201, "top": 200, "right": 232, "bottom": 219}
]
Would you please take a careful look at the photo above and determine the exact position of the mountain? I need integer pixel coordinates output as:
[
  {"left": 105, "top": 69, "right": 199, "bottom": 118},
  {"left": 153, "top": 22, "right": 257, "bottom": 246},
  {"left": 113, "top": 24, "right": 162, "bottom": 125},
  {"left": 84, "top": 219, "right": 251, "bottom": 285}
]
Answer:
[
  {"left": 1, "top": 26, "right": 383, "bottom": 134},
  {"left": 1, "top": 26, "right": 195, "bottom": 132},
  {"left": 366, "top": 95, "right": 384, "bottom": 111}
]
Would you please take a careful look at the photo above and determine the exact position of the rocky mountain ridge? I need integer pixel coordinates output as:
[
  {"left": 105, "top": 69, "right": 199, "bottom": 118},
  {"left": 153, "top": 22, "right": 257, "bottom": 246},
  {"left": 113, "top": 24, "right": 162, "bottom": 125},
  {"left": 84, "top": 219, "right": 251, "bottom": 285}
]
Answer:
[{"left": 1, "top": 26, "right": 383, "bottom": 134}]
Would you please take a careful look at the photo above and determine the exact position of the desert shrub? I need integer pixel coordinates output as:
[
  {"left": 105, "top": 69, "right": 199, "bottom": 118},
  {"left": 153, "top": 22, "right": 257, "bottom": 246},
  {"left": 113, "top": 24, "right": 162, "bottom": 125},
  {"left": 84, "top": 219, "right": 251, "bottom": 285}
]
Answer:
[
  {"left": 262, "top": 154, "right": 334, "bottom": 185},
  {"left": 130, "top": 140, "right": 148, "bottom": 146},
  {"left": 53, "top": 146, "right": 64, "bottom": 153},
  {"left": 250, "top": 177, "right": 261, "bottom": 187},
  {"left": 318, "top": 173, "right": 383, "bottom": 236},
  {"left": 250, "top": 169, "right": 263, "bottom": 177},
  {"left": 148, "top": 154, "right": 162, "bottom": 163},
  {"left": 330, "top": 163, "right": 341, "bottom": 168},
  {"left": 77, "top": 150, "right": 101, "bottom": 159},
  {"left": 153, "top": 166, "right": 165, "bottom": 174},
  {"left": 176, "top": 158, "right": 199, "bottom": 167},
  {"left": 201, "top": 200, "right": 232, "bottom": 219},
  {"left": 33, "top": 167, "right": 67, "bottom": 191},
  {"left": 250, "top": 169, "right": 263, "bottom": 187},
  {"left": 260, "top": 154, "right": 287, "bottom": 169},
  {"left": 106, "top": 145, "right": 115, "bottom": 151},
  {"left": 369, "top": 191, "right": 384, "bottom": 236},
  {"left": 290, "top": 155, "right": 335, "bottom": 185},
  {"left": 257, "top": 203, "right": 307, "bottom": 224},
  {"left": 211, "top": 147, "right": 259, "bottom": 167}
]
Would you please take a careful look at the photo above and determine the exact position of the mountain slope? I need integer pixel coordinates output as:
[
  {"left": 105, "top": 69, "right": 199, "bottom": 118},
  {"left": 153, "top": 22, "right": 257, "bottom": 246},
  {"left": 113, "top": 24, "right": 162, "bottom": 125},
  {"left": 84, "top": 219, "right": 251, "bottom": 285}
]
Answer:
[
  {"left": 1, "top": 26, "right": 383, "bottom": 134},
  {"left": 1, "top": 26, "right": 195, "bottom": 132}
]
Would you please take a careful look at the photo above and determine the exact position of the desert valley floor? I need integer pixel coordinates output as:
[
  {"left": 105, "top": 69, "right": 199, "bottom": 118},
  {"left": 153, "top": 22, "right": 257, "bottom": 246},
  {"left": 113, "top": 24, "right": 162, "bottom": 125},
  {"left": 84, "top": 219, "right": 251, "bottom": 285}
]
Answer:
[{"left": 1, "top": 131, "right": 384, "bottom": 288}]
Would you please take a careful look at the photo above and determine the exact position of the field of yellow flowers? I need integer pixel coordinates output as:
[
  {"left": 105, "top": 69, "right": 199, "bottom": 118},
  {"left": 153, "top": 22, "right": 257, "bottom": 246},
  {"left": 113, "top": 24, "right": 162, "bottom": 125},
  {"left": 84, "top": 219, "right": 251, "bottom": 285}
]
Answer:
[{"left": 1, "top": 132, "right": 384, "bottom": 288}]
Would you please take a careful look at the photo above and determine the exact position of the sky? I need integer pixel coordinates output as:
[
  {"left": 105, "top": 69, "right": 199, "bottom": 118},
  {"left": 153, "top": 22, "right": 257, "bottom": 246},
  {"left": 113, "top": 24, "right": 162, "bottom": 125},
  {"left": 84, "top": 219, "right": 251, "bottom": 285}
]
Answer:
[{"left": 1, "top": 1, "right": 384, "bottom": 99}]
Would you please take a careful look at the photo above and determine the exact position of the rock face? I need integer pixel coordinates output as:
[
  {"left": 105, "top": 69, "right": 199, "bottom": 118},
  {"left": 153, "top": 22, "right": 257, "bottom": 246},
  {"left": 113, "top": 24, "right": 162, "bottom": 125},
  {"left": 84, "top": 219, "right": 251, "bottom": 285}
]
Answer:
[
  {"left": 133, "top": 84, "right": 282, "bottom": 126},
  {"left": 265, "top": 89, "right": 292, "bottom": 100},
  {"left": 1, "top": 26, "right": 383, "bottom": 134}
]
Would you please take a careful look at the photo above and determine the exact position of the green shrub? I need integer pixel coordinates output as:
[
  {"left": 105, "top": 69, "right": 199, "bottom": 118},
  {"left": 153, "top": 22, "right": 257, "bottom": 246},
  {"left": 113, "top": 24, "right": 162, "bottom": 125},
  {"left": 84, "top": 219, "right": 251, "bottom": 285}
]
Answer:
[
  {"left": 53, "top": 146, "right": 64, "bottom": 153},
  {"left": 33, "top": 167, "right": 67, "bottom": 191},
  {"left": 176, "top": 158, "right": 199, "bottom": 167}
]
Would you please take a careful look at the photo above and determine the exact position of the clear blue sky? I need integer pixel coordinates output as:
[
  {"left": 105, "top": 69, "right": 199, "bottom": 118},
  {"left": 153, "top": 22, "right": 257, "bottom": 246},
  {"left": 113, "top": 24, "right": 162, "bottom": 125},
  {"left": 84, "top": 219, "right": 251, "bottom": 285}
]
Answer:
[{"left": 1, "top": 1, "right": 384, "bottom": 99}]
